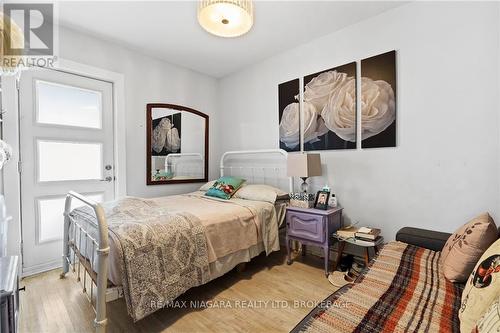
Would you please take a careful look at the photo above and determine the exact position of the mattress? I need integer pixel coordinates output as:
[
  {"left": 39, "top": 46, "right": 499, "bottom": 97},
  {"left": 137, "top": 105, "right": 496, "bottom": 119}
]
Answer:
[{"left": 69, "top": 191, "right": 287, "bottom": 286}]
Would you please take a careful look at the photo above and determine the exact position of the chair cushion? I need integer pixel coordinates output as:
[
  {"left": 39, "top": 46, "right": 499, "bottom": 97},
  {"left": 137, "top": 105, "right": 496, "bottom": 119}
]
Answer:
[
  {"left": 459, "top": 238, "right": 500, "bottom": 332},
  {"left": 441, "top": 212, "right": 498, "bottom": 282}
]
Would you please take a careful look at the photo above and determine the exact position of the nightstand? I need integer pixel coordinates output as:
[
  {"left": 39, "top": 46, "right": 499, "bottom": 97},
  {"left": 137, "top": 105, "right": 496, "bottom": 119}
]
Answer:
[{"left": 285, "top": 206, "right": 343, "bottom": 277}]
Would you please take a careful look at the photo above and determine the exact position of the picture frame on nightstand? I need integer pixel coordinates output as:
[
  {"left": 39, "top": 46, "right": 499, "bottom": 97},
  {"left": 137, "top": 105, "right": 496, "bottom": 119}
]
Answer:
[{"left": 314, "top": 190, "right": 330, "bottom": 210}]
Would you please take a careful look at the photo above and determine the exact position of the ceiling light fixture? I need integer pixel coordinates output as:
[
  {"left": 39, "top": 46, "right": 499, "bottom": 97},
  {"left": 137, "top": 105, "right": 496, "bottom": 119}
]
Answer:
[{"left": 198, "top": 0, "right": 253, "bottom": 38}]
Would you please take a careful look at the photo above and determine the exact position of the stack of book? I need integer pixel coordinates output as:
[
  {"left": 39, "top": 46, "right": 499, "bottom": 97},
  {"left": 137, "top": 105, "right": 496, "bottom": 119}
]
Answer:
[
  {"left": 355, "top": 227, "right": 381, "bottom": 241},
  {"left": 336, "top": 226, "right": 359, "bottom": 239},
  {"left": 335, "top": 226, "right": 382, "bottom": 246},
  {"left": 354, "top": 227, "right": 381, "bottom": 246}
]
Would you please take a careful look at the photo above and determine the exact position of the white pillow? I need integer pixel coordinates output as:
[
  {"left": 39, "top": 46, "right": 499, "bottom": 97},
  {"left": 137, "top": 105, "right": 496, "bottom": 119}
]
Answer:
[
  {"left": 199, "top": 180, "right": 216, "bottom": 192},
  {"left": 233, "top": 184, "right": 288, "bottom": 204}
]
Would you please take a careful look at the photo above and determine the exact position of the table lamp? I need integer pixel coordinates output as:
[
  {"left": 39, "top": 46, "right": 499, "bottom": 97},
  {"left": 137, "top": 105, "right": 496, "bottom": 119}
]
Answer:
[
  {"left": 287, "top": 153, "right": 322, "bottom": 193},
  {"left": 154, "top": 157, "right": 166, "bottom": 171}
]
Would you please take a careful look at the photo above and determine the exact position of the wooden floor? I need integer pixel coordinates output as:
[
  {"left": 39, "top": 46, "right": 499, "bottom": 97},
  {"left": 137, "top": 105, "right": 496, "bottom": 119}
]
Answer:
[{"left": 19, "top": 248, "right": 336, "bottom": 333}]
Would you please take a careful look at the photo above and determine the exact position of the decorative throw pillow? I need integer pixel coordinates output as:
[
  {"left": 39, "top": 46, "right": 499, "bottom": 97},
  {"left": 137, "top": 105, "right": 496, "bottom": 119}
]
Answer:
[
  {"left": 205, "top": 176, "right": 245, "bottom": 200},
  {"left": 233, "top": 184, "right": 288, "bottom": 204},
  {"left": 441, "top": 212, "right": 498, "bottom": 282},
  {"left": 199, "top": 180, "right": 216, "bottom": 192},
  {"left": 459, "top": 238, "right": 500, "bottom": 333},
  {"left": 474, "top": 296, "right": 500, "bottom": 333}
]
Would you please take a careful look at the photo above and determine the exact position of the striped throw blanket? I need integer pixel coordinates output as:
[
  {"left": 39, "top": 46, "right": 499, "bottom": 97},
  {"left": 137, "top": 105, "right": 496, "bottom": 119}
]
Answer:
[{"left": 294, "top": 241, "right": 463, "bottom": 333}]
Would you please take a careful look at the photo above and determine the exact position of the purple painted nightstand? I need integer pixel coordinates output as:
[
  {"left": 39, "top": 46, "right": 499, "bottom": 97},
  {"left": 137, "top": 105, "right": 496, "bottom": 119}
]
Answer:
[{"left": 285, "top": 206, "right": 343, "bottom": 277}]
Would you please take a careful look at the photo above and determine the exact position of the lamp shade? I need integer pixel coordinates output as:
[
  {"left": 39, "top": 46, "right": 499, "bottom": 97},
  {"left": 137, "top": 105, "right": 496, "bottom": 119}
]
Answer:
[
  {"left": 287, "top": 153, "right": 322, "bottom": 178},
  {"left": 154, "top": 157, "right": 166, "bottom": 171}
]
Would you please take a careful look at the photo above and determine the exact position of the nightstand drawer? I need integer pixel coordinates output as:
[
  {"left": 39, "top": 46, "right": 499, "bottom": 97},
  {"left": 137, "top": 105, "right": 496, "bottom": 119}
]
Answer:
[{"left": 287, "top": 212, "right": 325, "bottom": 243}]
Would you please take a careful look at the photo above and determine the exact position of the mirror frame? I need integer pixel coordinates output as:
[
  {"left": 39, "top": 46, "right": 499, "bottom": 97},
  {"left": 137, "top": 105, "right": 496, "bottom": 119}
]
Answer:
[{"left": 146, "top": 103, "right": 209, "bottom": 185}]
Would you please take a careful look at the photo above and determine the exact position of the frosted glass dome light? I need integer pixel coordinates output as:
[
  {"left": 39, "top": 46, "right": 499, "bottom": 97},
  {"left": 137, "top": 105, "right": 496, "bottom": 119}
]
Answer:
[{"left": 198, "top": 0, "right": 253, "bottom": 38}]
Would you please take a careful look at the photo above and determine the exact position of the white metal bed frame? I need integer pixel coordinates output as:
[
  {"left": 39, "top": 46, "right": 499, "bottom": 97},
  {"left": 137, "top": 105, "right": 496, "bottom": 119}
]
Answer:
[{"left": 60, "top": 149, "right": 290, "bottom": 333}]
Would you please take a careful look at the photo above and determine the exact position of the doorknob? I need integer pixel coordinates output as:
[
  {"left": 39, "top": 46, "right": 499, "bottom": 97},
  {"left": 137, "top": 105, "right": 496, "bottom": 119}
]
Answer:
[
  {"left": 105, "top": 165, "right": 112, "bottom": 170},
  {"left": 100, "top": 176, "right": 113, "bottom": 182}
]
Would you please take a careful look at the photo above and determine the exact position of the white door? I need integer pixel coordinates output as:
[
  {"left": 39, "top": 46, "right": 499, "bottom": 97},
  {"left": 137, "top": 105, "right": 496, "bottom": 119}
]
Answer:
[{"left": 19, "top": 68, "right": 115, "bottom": 276}]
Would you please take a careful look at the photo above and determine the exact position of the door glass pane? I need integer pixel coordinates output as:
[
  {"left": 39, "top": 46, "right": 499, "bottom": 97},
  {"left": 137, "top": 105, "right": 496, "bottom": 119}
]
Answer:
[
  {"left": 37, "top": 194, "right": 104, "bottom": 243},
  {"left": 36, "top": 80, "right": 102, "bottom": 129},
  {"left": 38, "top": 140, "right": 103, "bottom": 182}
]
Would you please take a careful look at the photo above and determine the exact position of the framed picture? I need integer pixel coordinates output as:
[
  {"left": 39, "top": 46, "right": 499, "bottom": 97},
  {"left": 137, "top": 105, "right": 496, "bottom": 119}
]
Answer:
[
  {"left": 314, "top": 190, "right": 330, "bottom": 210},
  {"left": 361, "top": 50, "right": 396, "bottom": 148},
  {"left": 303, "top": 62, "right": 357, "bottom": 151},
  {"left": 151, "top": 112, "right": 182, "bottom": 156},
  {"left": 278, "top": 78, "right": 300, "bottom": 152}
]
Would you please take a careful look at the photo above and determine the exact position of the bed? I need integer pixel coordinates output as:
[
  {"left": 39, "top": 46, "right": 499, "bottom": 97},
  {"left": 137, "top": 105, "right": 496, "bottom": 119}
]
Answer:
[{"left": 60, "top": 149, "right": 292, "bottom": 333}]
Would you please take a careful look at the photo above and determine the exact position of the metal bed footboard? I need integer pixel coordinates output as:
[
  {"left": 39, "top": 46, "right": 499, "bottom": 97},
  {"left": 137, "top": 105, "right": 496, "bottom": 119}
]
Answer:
[{"left": 60, "top": 191, "right": 121, "bottom": 333}]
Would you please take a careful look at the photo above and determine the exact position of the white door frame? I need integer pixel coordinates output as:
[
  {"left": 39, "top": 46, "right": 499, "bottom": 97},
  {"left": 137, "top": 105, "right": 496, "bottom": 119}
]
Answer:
[{"left": 2, "top": 59, "right": 126, "bottom": 275}]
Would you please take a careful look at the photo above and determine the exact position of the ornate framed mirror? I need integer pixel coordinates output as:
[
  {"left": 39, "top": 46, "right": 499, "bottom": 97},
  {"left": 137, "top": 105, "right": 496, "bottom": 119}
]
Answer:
[{"left": 146, "top": 103, "right": 209, "bottom": 185}]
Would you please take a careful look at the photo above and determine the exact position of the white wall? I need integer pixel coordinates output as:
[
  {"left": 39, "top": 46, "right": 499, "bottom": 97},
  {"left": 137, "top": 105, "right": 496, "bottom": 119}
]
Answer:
[
  {"left": 59, "top": 27, "right": 218, "bottom": 198},
  {"left": 217, "top": 2, "right": 500, "bottom": 239}
]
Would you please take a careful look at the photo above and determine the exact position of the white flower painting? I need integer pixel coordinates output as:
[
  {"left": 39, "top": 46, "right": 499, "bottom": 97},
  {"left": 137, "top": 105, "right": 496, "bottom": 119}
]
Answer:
[{"left": 278, "top": 51, "right": 396, "bottom": 151}]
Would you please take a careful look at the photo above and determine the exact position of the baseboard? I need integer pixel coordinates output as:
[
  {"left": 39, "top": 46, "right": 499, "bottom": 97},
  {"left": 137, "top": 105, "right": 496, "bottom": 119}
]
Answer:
[{"left": 22, "top": 259, "right": 61, "bottom": 278}]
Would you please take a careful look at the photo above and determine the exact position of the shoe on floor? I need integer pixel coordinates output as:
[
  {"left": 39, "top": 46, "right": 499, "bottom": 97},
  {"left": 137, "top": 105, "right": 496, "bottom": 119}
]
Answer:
[
  {"left": 328, "top": 271, "right": 355, "bottom": 288},
  {"left": 351, "top": 261, "right": 365, "bottom": 274},
  {"left": 346, "top": 269, "right": 358, "bottom": 280}
]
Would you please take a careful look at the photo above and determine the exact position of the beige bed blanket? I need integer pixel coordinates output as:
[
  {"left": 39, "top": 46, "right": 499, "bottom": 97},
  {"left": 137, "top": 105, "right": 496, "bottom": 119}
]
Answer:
[{"left": 160, "top": 191, "right": 281, "bottom": 262}]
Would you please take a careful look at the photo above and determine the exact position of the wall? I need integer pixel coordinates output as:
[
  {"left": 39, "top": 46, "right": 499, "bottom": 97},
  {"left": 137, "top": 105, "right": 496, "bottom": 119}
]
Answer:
[
  {"left": 217, "top": 2, "right": 500, "bottom": 239},
  {"left": 59, "top": 27, "right": 218, "bottom": 198}
]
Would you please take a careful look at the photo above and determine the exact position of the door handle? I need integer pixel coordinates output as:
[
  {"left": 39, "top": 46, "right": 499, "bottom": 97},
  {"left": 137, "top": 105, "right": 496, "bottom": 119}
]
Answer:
[{"left": 100, "top": 176, "right": 113, "bottom": 182}]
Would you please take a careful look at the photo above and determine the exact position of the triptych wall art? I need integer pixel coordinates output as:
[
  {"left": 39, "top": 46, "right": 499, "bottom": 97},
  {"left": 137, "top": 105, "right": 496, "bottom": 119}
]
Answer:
[{"left": 278, "top": 50, "right": 396, "bottom": 151}]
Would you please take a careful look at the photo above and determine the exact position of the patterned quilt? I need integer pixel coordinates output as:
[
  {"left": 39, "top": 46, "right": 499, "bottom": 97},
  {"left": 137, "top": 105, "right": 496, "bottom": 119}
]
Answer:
[
  {"left": 293, "top": 241, "right": 463, "bottom": 333},
  {"left": 71, "top": 197, "right": 210, "bottom": 322}
]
